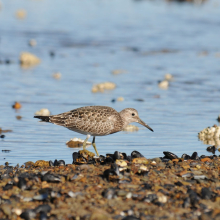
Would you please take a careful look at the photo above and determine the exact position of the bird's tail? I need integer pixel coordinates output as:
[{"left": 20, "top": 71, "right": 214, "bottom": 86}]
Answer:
[{"left": 34, "top": 115, "right": 50, "bottom": 122}]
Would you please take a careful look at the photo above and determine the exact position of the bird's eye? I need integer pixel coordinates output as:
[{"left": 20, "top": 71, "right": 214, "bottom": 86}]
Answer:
[{"left": 132, "top": 113, "right": 135, "bottom": 116}]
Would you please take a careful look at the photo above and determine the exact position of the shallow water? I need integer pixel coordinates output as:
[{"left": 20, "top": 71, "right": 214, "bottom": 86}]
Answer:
[{"left": 0, "top": 0, "right": 220, "bottom": 165}]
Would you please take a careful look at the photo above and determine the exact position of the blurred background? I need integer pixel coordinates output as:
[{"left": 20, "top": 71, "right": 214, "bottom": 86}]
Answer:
[{"left": 0, "top": 0, "right": 220, "bottom": 165}]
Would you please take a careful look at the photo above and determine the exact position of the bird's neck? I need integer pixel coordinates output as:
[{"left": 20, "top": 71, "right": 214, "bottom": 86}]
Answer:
[{"left": 119, "top": 110, "right": 130, "bottom": 129}]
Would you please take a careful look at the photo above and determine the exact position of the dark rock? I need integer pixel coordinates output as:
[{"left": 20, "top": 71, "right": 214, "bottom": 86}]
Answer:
[
  {"left": 199, "top": 203, "right": 208, "bottom": 210},
  {"left": 103, "top": 163, "right": 120, "bottom": 181},
  {"left": 17, "top": 177, "right": 28, "bottom": 190},
  {"left": 175, "top": 181, "right": 183, "bottom": 186},
  {"left": 163, "top": 151, "right": 179, "bottom": 160},
  {"left": 49, "top": 160, "right": 54, "bottom": 166},
  {"left": 144, "top": 194, "right": 158, "bottom": 203},
  {"left": 54, "top": 159, "right": 65, "bottom": 166},
  {"left": 35, "top": 204, "right": 51, "bottom": 213},
  {"left": 39, "top": 212, "right": 47, "bottom": 220},
  {"left": 191, "top": 152, "right": 199, "bottom": 160},
  {"left": 161, "top": 158, "right": 170, "bottom": 162},
  {"left": 20, "top": 209, "right": 36, "bottom": 220},
  {"left": 134, "top": 98, "right": 144, "bottom": 102},
  {"left": 188, "top": 189, "right": 200, "bottom": 206},
  {"left": 143, "top": 183, "right": 152, "bottom": 190},
  {"left": 111, "top": 163, "right": 120, "bottom": 175},
  {"left": 105, "top": 154, "right": 115, "bottom": 163},
  {"left": 201, "top": 187, "right": 212, "bottom": 200},
  {"left": 131, "top": 151, "right": 144, "bottom": 159},
  {"left": 113, "top": 151, "right": 121, "bottom": 160},
  {"left": 5, "top": 59, "right": 11, "bottom": 64},
  {"left": 42, "top": 173, "right": 61, "bottom": 183},
  {"left": 163, "top": 184, "right": 175, "bottom": 190},
  {"left": 206, "top": 146, "right": 216, "bottom": 154},
  {"left": 3, "top": 183, "right": 13, "bottom": 191},
  {"left": 72, "top": 152, "right": 79, "bottom": 163},
  {"left": 102, "top": 188, "right": 117, "bottom": 199},
  {"left": 49, "top": 51, "right": 55, "bottom": 57},
  {"left": 126, "top": 156, "right": 131, "bottom": 162},
  {"left": 122, "top": 216, "right": 140, "bottom": 220},
  {"left": 122, "top": 153, "right": 127, "bottom": 160},
  {"left": 181, "top": 153, "right": 191, "bottom": 160},
  {"left": 183, "top": 197, "right": 190, "bottom": 208}
]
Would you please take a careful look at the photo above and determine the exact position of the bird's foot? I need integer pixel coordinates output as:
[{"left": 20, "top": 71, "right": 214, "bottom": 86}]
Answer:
[{"left": 92, "top": 143, "right": 100, "bottom": 157}]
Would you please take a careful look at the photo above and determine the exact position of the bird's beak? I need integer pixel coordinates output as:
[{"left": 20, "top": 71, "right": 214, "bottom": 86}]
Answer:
[{"left": 138, "top": 119, "right": 154, "bottom": 132}]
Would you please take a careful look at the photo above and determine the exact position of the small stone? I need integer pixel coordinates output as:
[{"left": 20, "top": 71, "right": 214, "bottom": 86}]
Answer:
[
  {"left": 157, "top": 193, "right": 167, "bottom": 203},
  {"left": 16, "top": 115, "right": 22, "bottom": 120},
  {"left": 1, "top": 204, "right": 12, "bottom": 216},
  {"left": 12, "top": 208, "right": 22, "bottom": 216},
  {"left": 132, "top": 157, "right": 148, "bottom": 164},
  {"left": 91, "top": 82, "right": 116, "bottom": 93},
  {"left": 193, "top": 175, "right": 207, "bottom": 180},
  {"left": 158, "top": 80, "right": 169, "bottom": 89},
  {"left": 90, "top": 209, "right": 112, "bottom": 220},
  {"left": 164, "top": 73, "right": 174, "bottom": 81},
  {"left": 163, "top": 151, "right": 179, "bottom": 160},
  {"left": 52, "top": 72, "right": 61, "bottom": 79},
  {"left": 151, "top": 161, "right": 157, "bottom": 166},
  {"left": 139, "top": 165, "right": 148, "bottom": 171},
  {"left": 33, "top": 194, "right": 48, "bottom": 200},
  {"left": 35, "top": 108, "right": 50, "bottom": 116},
  {"left": 16, "top": 9, "right": 26, "bottom": 19},
  {"left": 29, "top": 39, "right": 37, "bottom": 47},
  {"left": 12, "top": 102, "right": 22, "bottom": 109},
  {"left": 111, "top": 69, "right": 126, "bottom": 74},
  {"left": 20, "top": 209, "right": 36, "bottom": 220},
  {"left": 20, "top": 52, "right": 41, "bottom": 67},
  {"left": 115, "top": 159, "right": 127, "bottom": 167},
  {"left": 34, "top": 160, "right": 50, "bottom": 167},
  {"left": 117, "top": 97, "right": 124, "bottom": 102},
  {"left": 34, "top": 204, "right": 51, "bottom": 213},
  {"left": 201, "top": 187, "right": 212, "bottom": 200},
  {"left": 201, "top": 158, "right": 211, "bottom": 162}
]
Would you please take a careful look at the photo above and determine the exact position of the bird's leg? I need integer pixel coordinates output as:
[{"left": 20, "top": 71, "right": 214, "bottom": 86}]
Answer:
[
  {"left": 92, "top": 136, "right": 99, "bottom": 157},
  {"left": 83, "top": 134, "right": 91, "bottom": 150}
]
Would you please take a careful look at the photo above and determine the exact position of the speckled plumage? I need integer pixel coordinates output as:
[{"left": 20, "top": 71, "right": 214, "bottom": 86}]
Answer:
[
  {"left": 49, "top": 106, "right": 123, "bottom": 136},
  {"left": 34, "top": 106, "right": 153, "bottom": 156}
]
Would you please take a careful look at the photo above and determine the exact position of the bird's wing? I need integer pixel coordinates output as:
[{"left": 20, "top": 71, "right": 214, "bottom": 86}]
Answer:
[{"left": 49, "top": 106, "right": 122, "bottom": 135}]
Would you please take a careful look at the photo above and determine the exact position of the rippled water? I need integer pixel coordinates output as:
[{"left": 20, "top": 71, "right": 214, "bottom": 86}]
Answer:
[{"left": 0, "top": 0, "right": 220, "bottom": 165}]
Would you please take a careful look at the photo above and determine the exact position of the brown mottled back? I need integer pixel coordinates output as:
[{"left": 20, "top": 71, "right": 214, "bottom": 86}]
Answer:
[{"left": 48, "top": 106, "right": 123, "bottom": 136}]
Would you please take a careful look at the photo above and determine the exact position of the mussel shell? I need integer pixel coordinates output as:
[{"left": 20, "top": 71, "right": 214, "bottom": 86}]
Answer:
[
  {"left": 206, "top": 146, "right": 216, "bottom": 154},
  {"left": 191, "top": 152, "right": 199, "bottom": 160},
  {"left": 131, "top": 151, "right": 144, "bottom": 159},
  {"left": 113, "top": 151, "right": 121, "bottom": 160},
  {"left": 72, "top": 152, "right": 79, "bottom": 163},
  {"left": 163, "top": 151, "right": 179, "bottom": 160},
  {"left": 181, "top": 154, "right": 191, "bottom": 160},
  {"left": 49, "top": 160, "right": 54, "bottom": 167}
]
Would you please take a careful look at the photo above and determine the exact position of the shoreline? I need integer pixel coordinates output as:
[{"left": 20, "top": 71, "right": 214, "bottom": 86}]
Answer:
[{"left": 0, "top": 150, "right": 219, "bottom": 219}]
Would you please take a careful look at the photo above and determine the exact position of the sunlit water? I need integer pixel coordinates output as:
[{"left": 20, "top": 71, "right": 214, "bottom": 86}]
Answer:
[{"left": 0, "top": 0, "right": 220, "bottom": 165}]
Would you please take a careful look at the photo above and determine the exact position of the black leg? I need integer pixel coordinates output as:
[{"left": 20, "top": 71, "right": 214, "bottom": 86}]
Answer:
[{"left": 92, "top": 136, "right": 99, "bottom": 156}]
